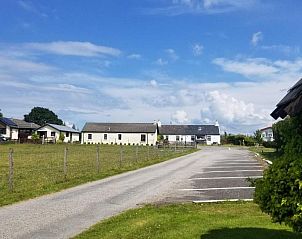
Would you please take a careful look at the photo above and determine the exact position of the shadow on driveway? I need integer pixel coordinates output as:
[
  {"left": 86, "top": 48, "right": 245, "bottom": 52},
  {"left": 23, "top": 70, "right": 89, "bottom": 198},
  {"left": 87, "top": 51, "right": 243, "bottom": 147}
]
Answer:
[{"left": 200, "top": 227, "right": 301, "bottom": 239}]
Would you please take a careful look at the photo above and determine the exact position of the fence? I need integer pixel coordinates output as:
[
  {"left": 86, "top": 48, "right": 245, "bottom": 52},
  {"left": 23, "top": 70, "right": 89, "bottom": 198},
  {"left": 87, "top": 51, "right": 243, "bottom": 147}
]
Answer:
[{"left": 0, "top": 144, "right": 194, "bottom": 199}]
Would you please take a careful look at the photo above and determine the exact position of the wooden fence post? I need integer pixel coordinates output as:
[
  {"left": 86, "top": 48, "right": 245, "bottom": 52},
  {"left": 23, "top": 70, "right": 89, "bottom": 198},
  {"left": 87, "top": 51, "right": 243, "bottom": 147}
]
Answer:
[
  {"left": 119, "top": 144, "right": 123, "bottom": 168},
  {"left": 147, "top": 146, "right": 150, "bottom": 160},
  {"left": 64, "top": 147, "right": 68, "bottom": 180},
  {"left": 135, "top": 144, "right": 138, "bottom": 163},
  {"left": 8, "top": 148, "right": 14, "bottom": 192},
  {"left": 96, "top": 145, "right": 100, "bottom": 173},
  {"left": 174, "top": 142, "right": 177, "bottom": 152}
]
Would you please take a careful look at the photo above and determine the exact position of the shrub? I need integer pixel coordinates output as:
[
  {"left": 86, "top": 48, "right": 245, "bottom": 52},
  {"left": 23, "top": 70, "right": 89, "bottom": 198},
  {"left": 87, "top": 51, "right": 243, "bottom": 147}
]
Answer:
[
  {"left": 254, "top": 113, "right": 302, "bottom": 232},
  {"left": 262, "top": 141, "right": 277, "bottom": 148},
  {"left": 254, "top": 154, "right": 302, "bottom": 232},
  {"left": 59, "top": 133, "right": 65, "bottom": 142}
]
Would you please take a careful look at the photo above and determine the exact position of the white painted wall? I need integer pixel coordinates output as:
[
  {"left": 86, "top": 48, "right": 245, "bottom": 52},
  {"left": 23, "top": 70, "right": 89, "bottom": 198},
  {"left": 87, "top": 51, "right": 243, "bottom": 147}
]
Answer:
[
  {"left": 36, "top": 125, "right": 80, "bottom": 143},
  {"left": 11, "top": 128, "right": 19, "bottom": 140},
  {"left": 1, "top": 125, "right": 12, "bottom": 139},
  {"left": 82, "top": 132, "right": 157, "bottom": 145},
  {"left": 164, "top": 134, "right": 220, "bottom": 145},
  {"left": 261, "top": 128, "right": 274, "bottom": 142}
]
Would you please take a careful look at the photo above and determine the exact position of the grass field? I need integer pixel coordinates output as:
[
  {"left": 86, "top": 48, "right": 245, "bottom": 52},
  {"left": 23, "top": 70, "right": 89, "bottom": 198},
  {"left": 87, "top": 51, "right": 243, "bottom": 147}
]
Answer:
[
  {"left": 74, "top": 202, "right": 301, "bottom": 239},
  {"left": 249, "top": 146, "right": 280, "bottom": 162},
  {"left": 0, "top": 143, "right": 196, "bottom": 207}
]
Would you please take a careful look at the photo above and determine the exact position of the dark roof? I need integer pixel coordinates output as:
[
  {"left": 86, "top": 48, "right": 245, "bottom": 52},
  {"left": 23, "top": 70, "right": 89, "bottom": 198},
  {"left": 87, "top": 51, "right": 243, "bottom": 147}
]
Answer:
[
  {"left": 11, "top": 119, "right": 40, "bottom": 129},
  {"left": 159, "top": 125, "right": 220, "bottom": 135},
  {"left": 0, "top": 117, "right": 39, "bottom": 129},
  {"left": 82, "top": 123, "right": 157, "bottom": 133},
  {"left": 0, "top": 117, "right": 17, "bottom": 127},
  {"left": 37, "top": 123, "right": 80, "bottom": 133},
  {"left": 260, "top": 126, "right": 272, "bottom": 131},
  {"left": 271, "top": 78, "right": 302, "bottom": 119}
]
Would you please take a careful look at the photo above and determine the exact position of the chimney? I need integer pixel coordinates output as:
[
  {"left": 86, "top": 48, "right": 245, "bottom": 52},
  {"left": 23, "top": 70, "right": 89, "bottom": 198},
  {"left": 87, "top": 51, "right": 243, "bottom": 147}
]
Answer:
[
  {"left": 157, "top": 120, "right": 162, "bottom": 127},
  {"left": 215, "top": 120, "right": 219, "bottom": 127}
]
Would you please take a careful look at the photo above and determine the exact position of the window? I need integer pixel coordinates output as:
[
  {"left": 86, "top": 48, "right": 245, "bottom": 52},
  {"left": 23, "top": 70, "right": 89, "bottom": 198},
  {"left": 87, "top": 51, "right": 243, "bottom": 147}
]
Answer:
[
  {"left": 165, "top": 136, "right": 168, "bottom": 140},
  {"left": 0, "top": 128, "right": 6, "bottom": 135},
  {"left": 66, "top": 132, "right": 69, "bottom": 137},
  {"left": 191, "top": 136, "right": 195, "bottom": 141},
  {"left": 141, "top": 134, "right": 146, "bottom": 142},
  {"left": 207, "top": 135, "right": 211, "bottom": 141},
  {"left": 118, "top": 134, "right": 122, "bottom": 140},
  {"left": 104, "top": 134, "right": 107, "bottom": 140},
  {"left": 176, "top": 136, "right": 180, "bottom": 141},
  {"left": 88, "top": 134, "right": 92, "bottom": 140},
  {"left": 51, "top": 132, "right": 56, "bottom": 137}
]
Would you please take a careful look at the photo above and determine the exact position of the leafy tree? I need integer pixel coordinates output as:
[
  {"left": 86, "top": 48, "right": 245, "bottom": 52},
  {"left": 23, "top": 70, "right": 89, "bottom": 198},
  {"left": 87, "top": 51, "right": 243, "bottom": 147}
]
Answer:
[
  {"left": 31, "top": 132, "right": 40, "bottom": 143},
  {"left": 254, "top": 130, "right": 263, "bottom": 144},
  {"left": 24, "top": 107, "right": 63, "bottom": 126},
  {"left": 254, "top": 113, "right": 302, "bottom": 232},
  {"left": 0, "top": 109, "right": 2, "bottom": 118},
  {"left": 59, "top": 133, "right": 65, "bottom": 142}
]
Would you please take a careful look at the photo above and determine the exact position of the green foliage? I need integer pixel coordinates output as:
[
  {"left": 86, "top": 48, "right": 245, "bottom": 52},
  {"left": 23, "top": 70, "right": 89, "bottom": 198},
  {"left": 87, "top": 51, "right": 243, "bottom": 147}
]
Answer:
[
  {"left": 59, "top": 133, "right": 65, "bottom": 142},
  {"left": 254, "top": 130, "right": 263, "bottom": 144},
  {"left": 255, "top": 114, "right": 302, "bottom": 232},
  {"left": 24, "top": 107, "right": 63, "bottom": 126},
  {"left": 31, "top": 132, "right": 39, "bottom": 142},
  {"left": 0, "top": 109, "right": 2, "bottom": 118},
  {"left": 222, "top": 134, "right": 255, "bottom": 146}
]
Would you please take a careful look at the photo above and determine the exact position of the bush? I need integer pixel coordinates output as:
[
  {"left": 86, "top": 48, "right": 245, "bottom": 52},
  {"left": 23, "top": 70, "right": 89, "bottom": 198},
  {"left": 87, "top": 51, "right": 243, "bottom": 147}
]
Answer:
[
  {"left": 262, "top": 141, "right": 277, "bottom": 148},
  {"left": 254, "top": 114, "right": 302, "bottom": 232},
  {"left": 254, "top": 155, "right": 302, "bottom": 232}
]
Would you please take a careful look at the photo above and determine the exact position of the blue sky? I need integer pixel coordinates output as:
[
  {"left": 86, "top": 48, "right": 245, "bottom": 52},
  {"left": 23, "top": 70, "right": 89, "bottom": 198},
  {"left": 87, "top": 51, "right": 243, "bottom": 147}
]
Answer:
[{"left": 1, "top": 0, "right": 302, "bottom": 133}]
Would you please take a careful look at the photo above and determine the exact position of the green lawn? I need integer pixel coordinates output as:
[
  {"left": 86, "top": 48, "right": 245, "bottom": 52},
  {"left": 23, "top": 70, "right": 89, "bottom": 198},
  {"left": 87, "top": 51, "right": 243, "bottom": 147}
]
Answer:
[
  {"left": 0, "top": 144, "right": 196, "bottom": 206},
  {"left": 74, "top": 202, "right": 301, "bottom": 239},
  {"left": 249, "top": 146, "right": 280, "bottom": 162}
]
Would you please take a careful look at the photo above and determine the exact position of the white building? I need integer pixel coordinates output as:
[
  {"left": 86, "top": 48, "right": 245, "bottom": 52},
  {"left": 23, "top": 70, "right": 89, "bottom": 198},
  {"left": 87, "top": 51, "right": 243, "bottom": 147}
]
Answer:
[
  {"left": 0, "top": 117, "right": 39, "bottom": 141},
  {"left": 36, "top": 124, "right": 80, "bottom": 143},
  {"left": 81, "top": 123, "right": 158, "bottom": 145},
  {"left": 260, "top": 126, "right": 274, "bottom": 142},
  {"left": 159, "top": 124, "right": 220, "bottom": 145}
]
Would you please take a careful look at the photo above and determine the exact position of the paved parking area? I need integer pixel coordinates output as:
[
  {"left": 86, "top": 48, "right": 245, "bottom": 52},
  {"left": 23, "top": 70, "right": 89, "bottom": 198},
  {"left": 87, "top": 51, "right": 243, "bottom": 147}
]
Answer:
[{"left": 164, "top": 147, "right": 264, "bottom": 203}]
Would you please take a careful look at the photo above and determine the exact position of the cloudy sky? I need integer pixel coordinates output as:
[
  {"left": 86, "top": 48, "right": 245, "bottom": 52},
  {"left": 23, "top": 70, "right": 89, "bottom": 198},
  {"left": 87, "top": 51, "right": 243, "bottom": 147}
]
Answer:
[{"left": 1, "top": 0, "right": 302, "bottom": 133}]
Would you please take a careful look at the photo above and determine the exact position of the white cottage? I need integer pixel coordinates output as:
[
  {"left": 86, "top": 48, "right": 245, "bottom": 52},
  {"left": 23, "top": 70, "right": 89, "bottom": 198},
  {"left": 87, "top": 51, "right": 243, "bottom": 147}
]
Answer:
[
  {"left": 36, "top": 124, "right": 80, "bottom": 143},
  {"left": 81, "top": 122, "right": 158, "bottom": 145},
  {"left": 0, "top": 117, "right": 39, "bottom": 141},
  {"left": 159, "top": 124, "right": 220, "bottom": 145},
  {"left": 260, "top": 126, "right": 274, "bottom": 142}
]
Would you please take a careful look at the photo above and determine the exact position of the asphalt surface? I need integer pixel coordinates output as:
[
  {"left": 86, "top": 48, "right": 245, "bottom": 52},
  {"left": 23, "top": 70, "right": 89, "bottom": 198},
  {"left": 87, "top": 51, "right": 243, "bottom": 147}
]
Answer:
[{"left": 0, "top": 146, "right": 263, "bottom": 239}]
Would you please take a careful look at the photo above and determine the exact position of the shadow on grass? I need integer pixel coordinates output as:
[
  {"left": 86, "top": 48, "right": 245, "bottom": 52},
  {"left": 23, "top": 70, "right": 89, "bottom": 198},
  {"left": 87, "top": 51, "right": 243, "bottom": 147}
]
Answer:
[{"left": 200, "top": 227, "right": 301, "bottom": 239}]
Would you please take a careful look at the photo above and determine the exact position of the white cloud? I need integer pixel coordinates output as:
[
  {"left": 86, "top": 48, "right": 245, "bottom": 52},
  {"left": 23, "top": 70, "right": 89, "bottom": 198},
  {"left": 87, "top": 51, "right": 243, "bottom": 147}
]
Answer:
[
  {"left": 192, "top": 43, "right": 203, "bottom": 56},
  {"left": 165, "top": 48, "right": 179, "bottom": 61},
  {"left": 213, "top": 57, "right": 279, "bottom": 77},
  {"left": 261, "top": 45, "right": 300, "bottom": 55},
  {"left": 147, "top": 0, "right": 257, "bottom": 15},
  {"left": 155, "top": 58, "right": 168, "bottom": 66},
  {"left": 171, "top": 110, "right": 190, "bottom": 124},
  {"left": 0, "top": 56, "right": 55, "bottom": 73},
  {"left": 251, "top": 31, "right": 263, "bottom": 46},
  {"left": 150, "top": 80, "right": 158, "bottom": 87},
  {"left": 18, "top": 0, "right": 48, "bottom": 17},
  {"left": 127, "top": 54, "right": 142, "bottom": 59},
  {"left": 24, "top": 41, "right": 121, "bottom": 57}
]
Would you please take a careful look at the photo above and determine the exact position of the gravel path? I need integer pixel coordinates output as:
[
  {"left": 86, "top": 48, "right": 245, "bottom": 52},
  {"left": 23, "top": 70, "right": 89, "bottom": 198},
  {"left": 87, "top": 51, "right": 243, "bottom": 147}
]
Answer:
[{"left": 0, "top": 147, "right": 259, "bottom": 239}]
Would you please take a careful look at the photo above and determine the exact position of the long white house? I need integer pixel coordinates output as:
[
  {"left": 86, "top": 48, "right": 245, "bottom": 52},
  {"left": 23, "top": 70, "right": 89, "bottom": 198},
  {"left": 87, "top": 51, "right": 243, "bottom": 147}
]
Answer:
[
  {"left": 82, "top": 122, "right": 158, "bottom": 145},
  {"left": 260, "top": 126, "right": 274, "bottom": 142},
  {"left": 36, "top": 123, "right": 80, "bottom": 143},
  {"left": 159, "top": 124, "right": 220, "bottom": 145}
]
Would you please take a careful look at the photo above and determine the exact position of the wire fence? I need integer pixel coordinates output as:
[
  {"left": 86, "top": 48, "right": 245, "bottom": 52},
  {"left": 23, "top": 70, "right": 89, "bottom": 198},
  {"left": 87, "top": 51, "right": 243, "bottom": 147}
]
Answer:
[{"left": 0, "top": 143, "right": 195, "bottom": 205}]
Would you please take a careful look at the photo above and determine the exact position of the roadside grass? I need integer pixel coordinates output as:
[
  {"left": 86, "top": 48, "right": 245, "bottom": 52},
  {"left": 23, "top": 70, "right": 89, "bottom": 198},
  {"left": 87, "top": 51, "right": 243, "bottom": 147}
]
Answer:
[
  {"left": 249, "top": 146, "right": 280, "bottom": 162},
  {"left": 74, "top": 202, "right": 301, "bottom": 239},
  {"left": 0, "top": 144, "right": 196, "bottom": 207}
]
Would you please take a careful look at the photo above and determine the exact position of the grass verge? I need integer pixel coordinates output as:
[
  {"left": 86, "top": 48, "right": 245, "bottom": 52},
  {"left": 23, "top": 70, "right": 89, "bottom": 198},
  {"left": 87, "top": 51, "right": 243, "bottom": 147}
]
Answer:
[
  {"left": 249, "top": 146, "right": 280, "bottom": 162},
  {"left": 74, "top": 202, "right": 301, "bottom": 239},
  {"left": 0, "top": 144, "right": 196, "bottom": 206}
]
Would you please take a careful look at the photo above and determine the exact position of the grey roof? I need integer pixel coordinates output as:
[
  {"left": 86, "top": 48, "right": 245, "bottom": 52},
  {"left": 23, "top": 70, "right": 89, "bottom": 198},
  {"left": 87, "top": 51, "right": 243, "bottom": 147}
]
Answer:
[
  {"left": 11, "top": 119, "right": 40, "bottom": 129},
  {"left": 271, "top": 78, "right": 302, "bottom": 119},
  {"left": 82, "top": 123, "right": 157, "bottom": 133},
  {"left": 0, "top": 117, "right": 39, "bottom": 129},
  {"left": 159, "top": 125, "right": 220, "bottom": 135},
  {"left": 37, "top": 124, "right": 80, "bottom": 133}
]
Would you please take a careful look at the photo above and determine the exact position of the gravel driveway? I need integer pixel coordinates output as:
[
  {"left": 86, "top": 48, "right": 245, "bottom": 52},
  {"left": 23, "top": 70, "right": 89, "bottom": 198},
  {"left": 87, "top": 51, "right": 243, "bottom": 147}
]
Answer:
[{"left": 0, "top": 146, "right": 262, "bottom": 239}]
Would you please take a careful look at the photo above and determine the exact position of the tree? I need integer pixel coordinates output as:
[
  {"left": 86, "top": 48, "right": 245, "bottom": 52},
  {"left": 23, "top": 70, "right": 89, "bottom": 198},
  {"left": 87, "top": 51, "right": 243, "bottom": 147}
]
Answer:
[
  {"left": 0, "top": 109, "right": 3, "bottom": 118},
  {"left": 24, "top": 107, "right": 63, "bottom": 126},
  {"left": 254, "top": 113, "right": 302, "bottom": 232},
  {"left": 254, "top": 130, "right": 263, "bottom": 144}
]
